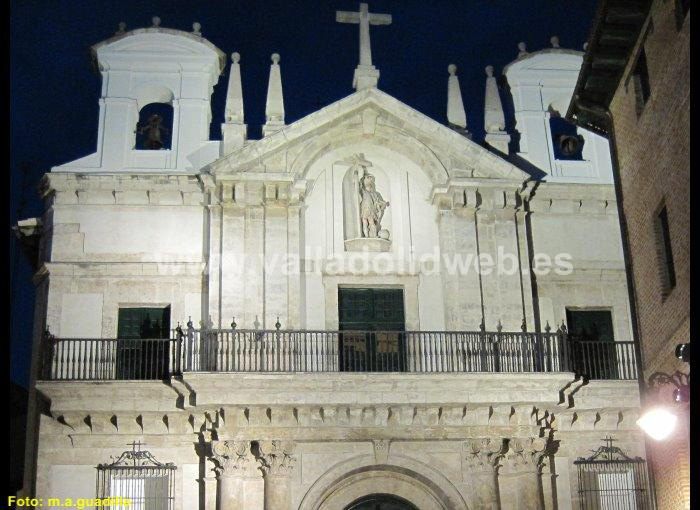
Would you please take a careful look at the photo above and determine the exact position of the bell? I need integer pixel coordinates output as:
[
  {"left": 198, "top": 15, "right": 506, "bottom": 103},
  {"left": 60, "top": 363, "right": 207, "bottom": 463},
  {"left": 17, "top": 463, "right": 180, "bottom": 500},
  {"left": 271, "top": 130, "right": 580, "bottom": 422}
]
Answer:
[{"left": 558, "top": 134, "right": 584, "bottom": 156}]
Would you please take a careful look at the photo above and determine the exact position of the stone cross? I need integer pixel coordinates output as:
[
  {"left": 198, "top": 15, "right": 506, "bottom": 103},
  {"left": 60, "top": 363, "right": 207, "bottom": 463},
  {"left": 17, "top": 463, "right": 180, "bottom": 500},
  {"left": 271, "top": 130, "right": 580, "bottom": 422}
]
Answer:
[
  {"left": 338, "top": 153, "right": 373, "bottom": 172},
  {"left": 336, "top": 3, "right": 391, "bottom": 67},
  {"left": 336, "top": 3, "right": 392, "bottom": 89}
]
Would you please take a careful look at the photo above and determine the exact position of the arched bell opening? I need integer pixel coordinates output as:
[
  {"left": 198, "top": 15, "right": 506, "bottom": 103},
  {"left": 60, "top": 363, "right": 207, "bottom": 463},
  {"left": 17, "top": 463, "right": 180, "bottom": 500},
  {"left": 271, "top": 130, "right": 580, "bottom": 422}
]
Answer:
[
  {"left": 134, "top": 102, "right": 174, "bottom": 150},
  {"left": 132, "top": 83, "right": 175, "bottom": 150}
]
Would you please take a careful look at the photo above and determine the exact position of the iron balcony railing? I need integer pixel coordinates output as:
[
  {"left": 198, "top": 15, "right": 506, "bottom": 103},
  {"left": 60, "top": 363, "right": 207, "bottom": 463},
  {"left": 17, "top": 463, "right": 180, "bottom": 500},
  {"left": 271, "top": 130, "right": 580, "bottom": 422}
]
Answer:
[{"left": 39, "top": 328, "right": 638, "bottom": 382}]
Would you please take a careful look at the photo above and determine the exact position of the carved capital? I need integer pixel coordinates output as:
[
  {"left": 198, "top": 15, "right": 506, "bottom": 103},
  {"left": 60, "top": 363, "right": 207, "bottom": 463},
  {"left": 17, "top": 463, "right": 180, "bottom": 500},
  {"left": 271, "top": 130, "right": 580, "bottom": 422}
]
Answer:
[
  {"left": 502, "top": 437, "right": 548, "bottom": 474},
  {"left": 211, "top": 440, "right": 261, "bottom": 479},
  {"left": 259, "top": 440, "right": 297, "bottom": 478},
  {"left": 463, "top": 438, "right": 505, "bottom": 473}
]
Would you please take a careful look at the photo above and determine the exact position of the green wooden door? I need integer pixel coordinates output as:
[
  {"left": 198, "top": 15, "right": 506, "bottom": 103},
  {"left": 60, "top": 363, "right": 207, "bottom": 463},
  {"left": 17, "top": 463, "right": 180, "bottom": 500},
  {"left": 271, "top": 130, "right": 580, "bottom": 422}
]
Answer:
[
  {"left": 566, "top": 309, "right": 618, "bottom": 379},
  {"left": 116, "top": 307, "right": 171, "bottom": 379},
  {"left": 338, "top": 288, "right": 405, "bottom": 372}
]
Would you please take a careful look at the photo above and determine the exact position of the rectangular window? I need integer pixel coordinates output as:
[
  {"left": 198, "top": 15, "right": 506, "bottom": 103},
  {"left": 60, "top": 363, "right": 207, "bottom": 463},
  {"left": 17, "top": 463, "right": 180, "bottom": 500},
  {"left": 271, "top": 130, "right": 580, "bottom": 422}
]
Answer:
[
  {"left": 116, "top": 306, "right": 171, "bottom": 380},
  {"left": 655, "top": 205, "right": 676, "bottom": 296},
  {"left": 566, "top": 309, "right": 619, "bottom": 380},
  {"left": 632, "top": 48, "right": 651, "bottom": 116},
  {"left": 97, "top": 445, "right": 175, "bottom": 510},
  {"left": 566, "top": 309, "right": 615, "bottom": 343},
  {"left": 675, "top": 0, "right": 690, "bottom": 30},
  {"left": 338, "top": 288, "right": 405, "bottom": 372}
]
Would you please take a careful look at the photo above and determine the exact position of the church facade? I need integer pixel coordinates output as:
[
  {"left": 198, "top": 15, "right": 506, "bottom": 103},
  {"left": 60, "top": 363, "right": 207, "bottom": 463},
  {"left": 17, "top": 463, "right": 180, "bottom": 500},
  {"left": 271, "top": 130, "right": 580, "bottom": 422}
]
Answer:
[{"left": 21, "top": 6, "right": 651, "bottom": 510}]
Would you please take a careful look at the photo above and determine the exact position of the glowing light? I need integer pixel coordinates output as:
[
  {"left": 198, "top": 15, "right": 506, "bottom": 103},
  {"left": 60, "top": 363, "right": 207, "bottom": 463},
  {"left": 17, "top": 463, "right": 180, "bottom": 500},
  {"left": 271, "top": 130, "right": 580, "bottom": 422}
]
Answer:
[{"left": 636, "top": 407, "right": 678, "bottom": 441}]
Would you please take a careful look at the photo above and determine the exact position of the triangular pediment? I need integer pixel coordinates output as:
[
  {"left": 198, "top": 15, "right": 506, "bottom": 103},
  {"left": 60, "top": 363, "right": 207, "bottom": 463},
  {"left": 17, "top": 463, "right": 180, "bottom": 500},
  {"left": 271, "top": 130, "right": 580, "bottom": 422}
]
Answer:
[{"left": 208, "top": 88, "right": 529, "bottom": 184}]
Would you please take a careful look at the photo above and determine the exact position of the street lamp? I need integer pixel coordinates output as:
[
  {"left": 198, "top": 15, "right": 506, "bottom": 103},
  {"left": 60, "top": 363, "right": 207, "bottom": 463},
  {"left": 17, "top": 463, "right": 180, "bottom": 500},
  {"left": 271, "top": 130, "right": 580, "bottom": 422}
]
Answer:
[{"left": 636, "top": 343, "right": 690, "bottom": 441}]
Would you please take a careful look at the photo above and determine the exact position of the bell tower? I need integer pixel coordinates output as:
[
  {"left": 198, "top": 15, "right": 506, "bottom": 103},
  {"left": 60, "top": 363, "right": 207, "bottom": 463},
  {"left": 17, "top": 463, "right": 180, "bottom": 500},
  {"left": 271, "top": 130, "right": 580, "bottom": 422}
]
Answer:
[{"left": 55, "top": 18, "right": 226, "bottom": 173}]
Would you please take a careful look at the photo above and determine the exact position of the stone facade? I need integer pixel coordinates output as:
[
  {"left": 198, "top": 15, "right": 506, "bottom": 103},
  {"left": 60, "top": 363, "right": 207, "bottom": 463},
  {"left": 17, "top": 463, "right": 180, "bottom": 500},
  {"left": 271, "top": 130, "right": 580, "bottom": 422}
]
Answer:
[
  {"left": 34, "top": 374, "right": 645, "bottom": 510},
  {"left": 19, "top": 13, "right": 650, "bottom": 510}
]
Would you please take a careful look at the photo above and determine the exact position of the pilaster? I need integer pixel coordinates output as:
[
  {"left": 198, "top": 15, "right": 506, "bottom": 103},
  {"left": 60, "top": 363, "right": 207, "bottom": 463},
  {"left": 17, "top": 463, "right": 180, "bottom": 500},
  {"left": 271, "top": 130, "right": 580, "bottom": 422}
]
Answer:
[
  {"left": 435, "top": 189, "right": 482, "bottom": 330},
  {"left": 499, "top": 437, "right": 549, "bottom": 510},
  {"left": 211, "top": 440, "right": 263, "bottom": 510},
  {"left": 259, "top": 440, "right": 297, "bottom": 510},
  {"left": 463, "top": 438, "right": 506, "bottom": 510}
]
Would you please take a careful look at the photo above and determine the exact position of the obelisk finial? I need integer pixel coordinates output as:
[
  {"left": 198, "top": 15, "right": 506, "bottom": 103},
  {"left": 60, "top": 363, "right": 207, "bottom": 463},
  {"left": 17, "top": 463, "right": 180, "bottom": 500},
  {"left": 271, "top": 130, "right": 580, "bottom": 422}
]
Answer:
[
  {"left": 483, "top": 64, "right": 510, "bottom": 156},
  {"left": 221, "top": 52, "right": 247, "bottom": 154},
  {"left": 446, "top": 64, "right": 468, "bottom": 133},
  {"left": 263, "top": 53, "right": 285, "bottom": 137}
]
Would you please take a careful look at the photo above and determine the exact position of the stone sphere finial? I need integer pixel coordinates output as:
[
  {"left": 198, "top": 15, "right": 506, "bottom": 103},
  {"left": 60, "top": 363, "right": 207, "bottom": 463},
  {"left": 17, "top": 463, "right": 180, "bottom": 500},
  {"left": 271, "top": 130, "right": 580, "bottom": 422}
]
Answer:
[
  {"left": 448, "top": 64, "right": 457, "bottom": 76},
  {"left": 550, "top": 36, "right": 560, "bottom": 48},
  {"left": 116, "top": 22, "right": 126, "bottom": 34},
  {"left": 152, "top": 16, "right": 161, "bottom": 27},
  {"left": 517, "top": 42, "right": 528, "bottom": 58},
  {"left": 232, "top": 52, "right": 241, "bottom": 64},
  {"left": 192, "top": 22, "right": 202, "bottom": 35},
  {"left": 271, "top": 53, "right": 280, "bottom": 64},
  {"left": 485, "top": 65, "right": 494, "bottom": 77}
]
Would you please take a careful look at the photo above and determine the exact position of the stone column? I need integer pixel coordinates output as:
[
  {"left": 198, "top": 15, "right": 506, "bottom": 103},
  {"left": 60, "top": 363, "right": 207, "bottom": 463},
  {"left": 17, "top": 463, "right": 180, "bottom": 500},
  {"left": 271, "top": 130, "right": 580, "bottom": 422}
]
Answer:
[
  {"left": 259, "top": 440, "right": 297, "bottom": 510},
  {"left": 211, "top": 440, "right": 263, "bottom": 510},
  {"left": 500, "top": 437, "right": 548, "bottom": 510},
  {"left": 463, "top": 438, "right": 505, "bottom": 510}
]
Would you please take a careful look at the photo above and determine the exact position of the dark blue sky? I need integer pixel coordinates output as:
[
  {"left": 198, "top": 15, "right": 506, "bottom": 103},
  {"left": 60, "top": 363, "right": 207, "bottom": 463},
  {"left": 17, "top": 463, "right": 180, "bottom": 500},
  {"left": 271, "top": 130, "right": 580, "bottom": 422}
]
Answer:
[{"left": 10, "top": 0, "right": 597, "bottom": 386}]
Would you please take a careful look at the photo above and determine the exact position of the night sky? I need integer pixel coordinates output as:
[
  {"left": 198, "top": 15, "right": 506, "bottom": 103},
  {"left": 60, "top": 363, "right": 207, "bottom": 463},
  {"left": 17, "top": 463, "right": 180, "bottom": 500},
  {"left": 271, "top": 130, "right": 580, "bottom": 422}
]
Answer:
[{"left": 10, "top": 0, "right": 598, "bottom": 387}]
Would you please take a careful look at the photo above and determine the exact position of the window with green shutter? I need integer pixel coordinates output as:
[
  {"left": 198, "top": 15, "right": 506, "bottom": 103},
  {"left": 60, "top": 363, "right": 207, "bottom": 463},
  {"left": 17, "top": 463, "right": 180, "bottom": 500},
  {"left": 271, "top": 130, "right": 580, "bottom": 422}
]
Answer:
[
  {"left": 338, "top": 288, "right": 405, "bottom": 372},
  {"left": 116, "top": 307, "right": 171, "bottom": 379}
]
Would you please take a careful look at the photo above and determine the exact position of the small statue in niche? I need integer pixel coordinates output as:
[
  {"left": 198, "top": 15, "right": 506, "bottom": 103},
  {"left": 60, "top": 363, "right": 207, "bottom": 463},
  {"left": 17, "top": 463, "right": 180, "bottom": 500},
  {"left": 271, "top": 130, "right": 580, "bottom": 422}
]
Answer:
[
  {"left": 359, "top": 171, "right": 389, "bottom": 238},
  {"left": 136, "top": 114, "right": 169, "bottom": 150}
]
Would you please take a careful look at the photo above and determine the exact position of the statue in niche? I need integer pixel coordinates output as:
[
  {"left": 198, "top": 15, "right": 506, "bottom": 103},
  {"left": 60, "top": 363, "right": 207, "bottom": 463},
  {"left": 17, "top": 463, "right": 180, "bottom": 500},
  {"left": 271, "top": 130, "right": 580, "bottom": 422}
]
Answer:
[
  {"left": 339, "top": 153, "right": 391, "bottom": 250},
  {"left": 359, "top": 171, "right": 389, "bottom": 238}
]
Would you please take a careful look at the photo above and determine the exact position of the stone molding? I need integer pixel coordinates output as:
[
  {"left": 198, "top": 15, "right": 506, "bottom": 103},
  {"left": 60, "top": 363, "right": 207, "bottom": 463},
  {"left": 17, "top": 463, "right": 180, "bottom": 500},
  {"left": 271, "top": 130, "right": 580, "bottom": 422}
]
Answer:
[
  {"left": 258, "top": 440, "right": 297, "bottom": 478},
  {"left": 209, "top": 87, "right": 528, "bottom": 183},
  {"left": 40, "top": 173, "right": 205, "bottom": 206},
  {"left": 211, "top": 440, "right": 262, "bottom": 479}
]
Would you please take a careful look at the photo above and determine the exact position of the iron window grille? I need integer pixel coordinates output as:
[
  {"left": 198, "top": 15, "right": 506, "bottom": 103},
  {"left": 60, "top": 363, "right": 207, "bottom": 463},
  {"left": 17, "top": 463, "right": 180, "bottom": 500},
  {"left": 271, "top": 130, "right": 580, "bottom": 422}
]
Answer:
[
  {"left": 96, "top": 442, "right": 175, "bottom": 510},
  {"left": 575, "top": 437, "right": 652, "bottom": 510}
]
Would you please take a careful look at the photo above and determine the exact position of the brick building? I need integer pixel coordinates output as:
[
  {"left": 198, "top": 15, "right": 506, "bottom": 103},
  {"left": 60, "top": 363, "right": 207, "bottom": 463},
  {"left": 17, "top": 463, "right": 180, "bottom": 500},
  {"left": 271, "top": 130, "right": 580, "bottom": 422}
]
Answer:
[{"left": 568, "top": 0, "right": 690, "bottom": 508}]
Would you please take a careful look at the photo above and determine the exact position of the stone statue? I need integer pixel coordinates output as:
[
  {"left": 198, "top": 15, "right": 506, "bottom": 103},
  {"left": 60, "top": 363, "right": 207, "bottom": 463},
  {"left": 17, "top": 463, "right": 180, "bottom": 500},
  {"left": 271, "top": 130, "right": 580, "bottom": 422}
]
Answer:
[
  {"left": 137, "top": 114, "right": 169, "bottom": 150},
  {"left": 359, "top": 171, "right": 389, "bottom": 238}
]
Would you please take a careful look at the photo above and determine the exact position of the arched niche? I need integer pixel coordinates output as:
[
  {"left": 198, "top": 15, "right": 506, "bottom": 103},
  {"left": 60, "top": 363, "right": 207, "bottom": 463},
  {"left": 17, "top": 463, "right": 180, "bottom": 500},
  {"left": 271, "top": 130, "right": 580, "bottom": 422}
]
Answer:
[
  {"left": 298, "top": 454, "right": 468, "bottom": 510},
  {"left": 341, "top": 157, "right": 392, "bottom": 251}
]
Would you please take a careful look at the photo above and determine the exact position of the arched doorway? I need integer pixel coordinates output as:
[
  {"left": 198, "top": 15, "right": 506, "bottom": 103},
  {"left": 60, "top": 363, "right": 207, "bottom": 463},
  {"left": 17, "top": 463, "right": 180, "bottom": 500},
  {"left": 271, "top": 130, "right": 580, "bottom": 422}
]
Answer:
[{"left": 345, "top": 494, "right": 418, "bottom": 510}]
